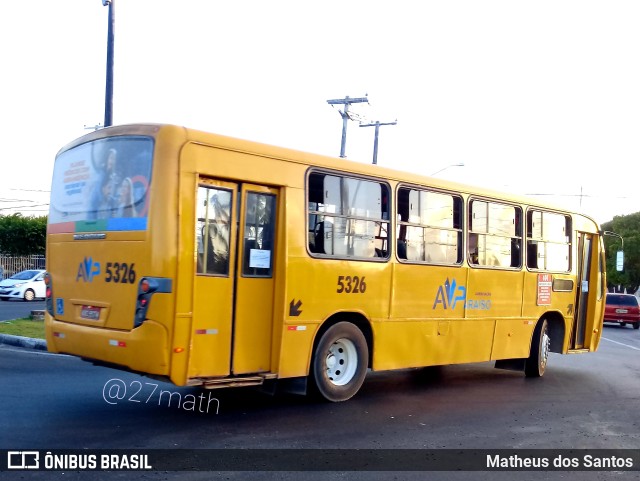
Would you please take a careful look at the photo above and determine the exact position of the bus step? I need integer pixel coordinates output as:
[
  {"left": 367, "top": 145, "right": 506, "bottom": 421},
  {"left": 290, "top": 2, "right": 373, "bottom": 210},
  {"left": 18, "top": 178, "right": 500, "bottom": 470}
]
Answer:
[{"left": 192, "top": 375, "right": 276, "bottom": 390}]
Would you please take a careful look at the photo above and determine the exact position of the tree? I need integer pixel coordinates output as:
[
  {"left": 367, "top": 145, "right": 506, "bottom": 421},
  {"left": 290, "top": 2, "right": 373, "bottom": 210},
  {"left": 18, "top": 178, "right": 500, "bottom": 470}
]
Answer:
[
  {"left": 0, "top": 214, "right": 47, "bottom": 256},
  {"left": 601, "top": 213, "right": 640, "bottom": 293}
]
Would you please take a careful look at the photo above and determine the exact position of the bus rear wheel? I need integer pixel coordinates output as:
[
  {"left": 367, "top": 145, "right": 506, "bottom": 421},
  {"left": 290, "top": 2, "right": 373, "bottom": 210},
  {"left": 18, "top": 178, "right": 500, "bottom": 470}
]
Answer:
[
  {"left": 525, "top": 319, "right": 550, "bottom": 378},
  {"left": 311, "top": 322, "right": 368, "bottom": 402}
]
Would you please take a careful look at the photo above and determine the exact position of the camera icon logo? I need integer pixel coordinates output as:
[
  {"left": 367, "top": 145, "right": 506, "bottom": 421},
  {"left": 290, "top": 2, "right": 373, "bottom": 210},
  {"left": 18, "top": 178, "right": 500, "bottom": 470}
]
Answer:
[{"left": 7, "top": 451, "right": 39, "bottom": 470}]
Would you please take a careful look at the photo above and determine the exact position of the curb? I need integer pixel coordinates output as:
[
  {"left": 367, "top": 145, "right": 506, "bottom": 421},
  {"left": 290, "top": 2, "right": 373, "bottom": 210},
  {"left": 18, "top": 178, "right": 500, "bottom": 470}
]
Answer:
[{"left": 0, "top": 333, "right": 47, "bottom": 351}]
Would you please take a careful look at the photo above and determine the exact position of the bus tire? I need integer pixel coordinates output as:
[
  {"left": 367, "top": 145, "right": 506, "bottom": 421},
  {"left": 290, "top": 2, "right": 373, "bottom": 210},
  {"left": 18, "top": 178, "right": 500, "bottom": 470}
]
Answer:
[
  {"left": 525, "top": 318, "right": 550, "bottom": 378},
  {"left": 633, "top": 323, "right": 640, "bottom": 330},
  {"left": 311, "top": 322, "right": 368, "bottom": 402}
]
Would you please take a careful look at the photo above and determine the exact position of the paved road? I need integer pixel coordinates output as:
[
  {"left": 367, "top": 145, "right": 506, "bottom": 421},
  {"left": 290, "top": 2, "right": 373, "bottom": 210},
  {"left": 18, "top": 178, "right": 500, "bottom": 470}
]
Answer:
[
  {"left": 0, "top": 299, "right": 45, "bottom": 321},
  {"left": 1, "top": 324, "right": 640, "bottom": 480}
]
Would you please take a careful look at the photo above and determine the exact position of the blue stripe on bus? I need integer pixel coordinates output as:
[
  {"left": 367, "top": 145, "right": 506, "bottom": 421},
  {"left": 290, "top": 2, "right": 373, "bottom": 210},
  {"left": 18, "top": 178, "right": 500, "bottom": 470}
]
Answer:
[{"left": 107, "top": 217, "right": 148, "bottom": 231}]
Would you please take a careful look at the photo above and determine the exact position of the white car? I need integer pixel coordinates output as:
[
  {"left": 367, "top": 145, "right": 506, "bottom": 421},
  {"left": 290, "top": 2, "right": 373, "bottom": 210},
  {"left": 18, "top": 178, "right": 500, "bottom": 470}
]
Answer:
[{"left": 0, "top": 269, "right": 47, "bottom": 301}]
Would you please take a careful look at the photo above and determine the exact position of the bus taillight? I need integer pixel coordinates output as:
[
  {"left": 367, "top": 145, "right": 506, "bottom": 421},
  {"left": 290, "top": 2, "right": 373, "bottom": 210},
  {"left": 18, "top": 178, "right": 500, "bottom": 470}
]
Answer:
[
  {"left": 133, "top": 277, "right": 173, "bottom": 328},
  {"left": 44, "top": 272, "right": 54, "bottom": 317},
  {"left": 134, "top": 278, "right": 153, "bottom": 328}
]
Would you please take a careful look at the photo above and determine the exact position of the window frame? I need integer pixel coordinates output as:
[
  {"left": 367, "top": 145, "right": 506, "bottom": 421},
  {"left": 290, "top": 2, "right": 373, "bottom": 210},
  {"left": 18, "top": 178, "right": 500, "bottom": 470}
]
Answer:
[
  {"left": 467, "top": 197, "right": 523, "bottom": 270},
  {"left": 396, "top": 184, "right": 464, "bottom": 266},
  {"left": 525, "top": 208, "right": 572, "bottom": 273},
  {"left": 306, "top": 169, "right": 391, "bottom": 261}
]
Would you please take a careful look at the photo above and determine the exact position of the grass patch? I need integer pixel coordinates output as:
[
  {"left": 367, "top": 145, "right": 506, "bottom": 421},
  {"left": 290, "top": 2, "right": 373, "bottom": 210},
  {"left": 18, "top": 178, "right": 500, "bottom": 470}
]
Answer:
[{"left": 0, "top": 319, "right": 45, "bottom": 339}]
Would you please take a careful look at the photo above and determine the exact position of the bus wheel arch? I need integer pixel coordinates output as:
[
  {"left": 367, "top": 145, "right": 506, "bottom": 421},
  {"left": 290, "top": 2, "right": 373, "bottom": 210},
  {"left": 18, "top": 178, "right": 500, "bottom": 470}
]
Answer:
[
  {"left": 309, "top": 313, "right": 372, "bottom": 402},
  {"left": 543, "top": 311, "right": 565, "bottom": 354}
]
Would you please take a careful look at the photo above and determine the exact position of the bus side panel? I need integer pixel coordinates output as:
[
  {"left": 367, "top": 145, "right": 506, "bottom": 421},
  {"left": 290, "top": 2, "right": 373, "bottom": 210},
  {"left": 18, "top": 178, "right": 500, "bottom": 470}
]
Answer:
[
  {"left": 277, "top": 257, "right": 391, "bottom": 378},
  {"left": 522, "top": 272, "right": 575, "bottom": 353},
  {"left": 277, "top": 324, "right": 318, "bottom": 378},
  {"left": 372, "top": 319, "right": 496, "bottom": 370},
  {"left": 490, "top": 319, "right": 534, "bottom": 360},
  {"left": 375, "top": 263, "right": 494, "bottom": 370}
]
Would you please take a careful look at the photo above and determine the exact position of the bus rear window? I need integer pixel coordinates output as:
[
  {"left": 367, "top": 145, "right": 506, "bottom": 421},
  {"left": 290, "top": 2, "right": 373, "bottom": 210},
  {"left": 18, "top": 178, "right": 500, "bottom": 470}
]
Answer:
[{"left": 48, "top": 136, "right": 153, "bottom": 233}]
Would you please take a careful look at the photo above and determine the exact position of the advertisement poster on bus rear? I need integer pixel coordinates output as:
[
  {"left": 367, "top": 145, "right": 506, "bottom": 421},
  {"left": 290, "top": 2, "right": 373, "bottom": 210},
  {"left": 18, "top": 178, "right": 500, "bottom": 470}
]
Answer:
[{"left": 48, "top": 136, "right": 153, "bottom": 233}]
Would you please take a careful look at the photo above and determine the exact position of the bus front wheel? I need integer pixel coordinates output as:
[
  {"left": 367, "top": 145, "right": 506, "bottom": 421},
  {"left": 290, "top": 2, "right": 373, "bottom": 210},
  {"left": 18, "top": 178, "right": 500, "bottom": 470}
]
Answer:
[
  {"left": 525, "top": 319, "right": 550, "bottom": 378},
  {"left": 311, "top": 322, "right": 368, "bottom": 402}
]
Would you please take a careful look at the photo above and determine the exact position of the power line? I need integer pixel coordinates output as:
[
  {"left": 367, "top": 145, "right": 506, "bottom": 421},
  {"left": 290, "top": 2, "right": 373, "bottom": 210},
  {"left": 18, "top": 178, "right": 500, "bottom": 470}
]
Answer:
[
  {"left": 5, "top": 188, "right": 51, "bottom": 193},
  {"left": 0, "top": 203, "right": 50, "bottom": 211}
]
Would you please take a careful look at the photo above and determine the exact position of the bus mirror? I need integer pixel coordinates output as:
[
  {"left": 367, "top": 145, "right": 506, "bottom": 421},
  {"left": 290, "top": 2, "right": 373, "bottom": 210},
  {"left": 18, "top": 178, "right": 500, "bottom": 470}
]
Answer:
[{"left": 616, "top": 250, "right": 624, "bottom": 272}]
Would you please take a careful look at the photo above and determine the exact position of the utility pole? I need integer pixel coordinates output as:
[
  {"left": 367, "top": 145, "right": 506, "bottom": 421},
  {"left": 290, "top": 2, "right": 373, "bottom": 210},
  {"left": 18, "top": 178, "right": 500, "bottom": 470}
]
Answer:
[
  {"left": 327, "top": 95, "right": 368, "bottom": 158},
  {"left": 359, "top": 120, "right": 397, "bottom": 165},
  {"left": 103, "top": 0, "right": 115, "bottom": 127}
]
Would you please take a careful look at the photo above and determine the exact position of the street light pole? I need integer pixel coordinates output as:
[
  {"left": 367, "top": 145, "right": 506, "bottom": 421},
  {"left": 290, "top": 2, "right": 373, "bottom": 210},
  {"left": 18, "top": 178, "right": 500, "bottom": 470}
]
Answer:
[{"left": 103, "top": 0, "right": 115, "bottom": 127}]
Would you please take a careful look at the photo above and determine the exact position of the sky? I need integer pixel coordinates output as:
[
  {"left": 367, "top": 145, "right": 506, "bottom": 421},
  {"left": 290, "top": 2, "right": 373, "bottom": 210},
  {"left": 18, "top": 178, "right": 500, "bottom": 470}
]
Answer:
[{"left": 2, "top": 0, "right": 640, "bottom": 225}]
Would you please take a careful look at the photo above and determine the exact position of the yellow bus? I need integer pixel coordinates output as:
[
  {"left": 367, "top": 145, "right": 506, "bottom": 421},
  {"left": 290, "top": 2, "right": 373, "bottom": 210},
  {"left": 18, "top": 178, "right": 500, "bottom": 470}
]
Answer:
[{"left": 45, "top": 124, "right": 605, "bottom": 402}]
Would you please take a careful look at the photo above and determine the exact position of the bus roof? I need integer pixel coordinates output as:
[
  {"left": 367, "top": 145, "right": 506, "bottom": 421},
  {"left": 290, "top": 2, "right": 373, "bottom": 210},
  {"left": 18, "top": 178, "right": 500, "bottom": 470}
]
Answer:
[{"left": 58, "top": 122, "right": 600, "bottom": 228}]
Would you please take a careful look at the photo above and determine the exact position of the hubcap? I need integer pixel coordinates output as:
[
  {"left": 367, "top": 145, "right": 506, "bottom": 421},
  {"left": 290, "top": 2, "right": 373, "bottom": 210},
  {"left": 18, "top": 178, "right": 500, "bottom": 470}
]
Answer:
[
  {"left": 540, "top": 329, "right": 550, "bottom": 369},
  {"left": 325, "top": 338, "right": 358, "bottom": 386}
]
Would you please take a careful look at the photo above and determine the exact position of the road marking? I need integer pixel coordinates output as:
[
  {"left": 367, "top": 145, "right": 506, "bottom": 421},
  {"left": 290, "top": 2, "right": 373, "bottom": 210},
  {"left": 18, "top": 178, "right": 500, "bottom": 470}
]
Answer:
[{"left": 601, "top": 336, "right": 640, "bottom": 351}]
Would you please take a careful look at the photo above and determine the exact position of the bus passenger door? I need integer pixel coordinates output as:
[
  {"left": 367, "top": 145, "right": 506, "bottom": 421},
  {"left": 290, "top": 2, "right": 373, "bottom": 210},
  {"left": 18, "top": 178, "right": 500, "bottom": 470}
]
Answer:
[
  {"left": 232, "top": 184, "right": 278, "bottom": 374},
  {"left": 572, "top": 233, "right": 592, "bottom": 349},
  {"left": 191, "top": 180, "right": 238, "bottom": 377}
]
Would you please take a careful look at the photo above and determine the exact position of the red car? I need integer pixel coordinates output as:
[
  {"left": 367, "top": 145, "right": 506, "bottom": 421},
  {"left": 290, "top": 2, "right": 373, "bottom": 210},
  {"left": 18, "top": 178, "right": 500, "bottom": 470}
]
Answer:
[{"left": 604, "top": 293, "right": 640, "bottom": 329}]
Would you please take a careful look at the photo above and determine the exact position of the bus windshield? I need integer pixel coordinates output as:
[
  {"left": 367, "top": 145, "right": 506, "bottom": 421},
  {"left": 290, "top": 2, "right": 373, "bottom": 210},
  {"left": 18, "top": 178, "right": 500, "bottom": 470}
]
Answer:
[{"left": 48, "top": 136, "right": 153, "bottom": 233}]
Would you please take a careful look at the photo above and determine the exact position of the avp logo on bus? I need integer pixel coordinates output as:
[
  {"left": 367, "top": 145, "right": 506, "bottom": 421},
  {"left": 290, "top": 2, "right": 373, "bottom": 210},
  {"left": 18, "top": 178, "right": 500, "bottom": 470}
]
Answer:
[
  {"left": 433, "top": 278, "right": 466, "bottom": 310},
  {"left": 432, "top": 278, "right": 492, "bottom": 311},
  {"left": 76, "top": 257, "right": 101, "bottom": 282}
]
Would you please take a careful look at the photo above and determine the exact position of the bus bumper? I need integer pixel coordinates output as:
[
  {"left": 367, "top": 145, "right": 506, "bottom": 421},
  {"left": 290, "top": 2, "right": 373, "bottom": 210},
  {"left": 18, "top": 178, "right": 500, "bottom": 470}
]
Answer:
[{"left": 45, "top": 314, "right": 170, "bottom": 376}]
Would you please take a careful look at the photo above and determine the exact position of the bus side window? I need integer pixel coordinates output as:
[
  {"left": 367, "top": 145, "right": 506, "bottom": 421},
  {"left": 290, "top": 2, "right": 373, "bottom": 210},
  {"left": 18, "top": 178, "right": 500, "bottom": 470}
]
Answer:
[
  {"left": 243, "top": 238, "right": 257, "bottom": 272},
  {"left": 313, "top": 221, "right": 325, "bottom": 254},
  {"left": 527, "top": 241, "right": 538, "bottom": 269},
  {"left": 511, "top": 238, "right": 521, "bottom": 268},
  {"left": 308, "top": 173, "right": 325, "bottom": 254},
  {"left": 397, "top": 239, "right": 407, "bottom": 259},
  {"left": 468, "top": 233, "right": 479, "bottom": 264},
  {"left": 396, "top": 188, "right": 409, "bottom": 260},
  {"left": 196, "top": 186, "right": 231, "bottom": 276}
]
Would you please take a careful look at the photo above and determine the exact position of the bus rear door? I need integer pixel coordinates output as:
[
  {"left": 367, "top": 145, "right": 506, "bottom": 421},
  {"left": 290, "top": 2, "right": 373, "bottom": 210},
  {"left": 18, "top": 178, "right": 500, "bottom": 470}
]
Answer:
[{"left": 188, "top": 179, "right": 277, "bottom": 379}]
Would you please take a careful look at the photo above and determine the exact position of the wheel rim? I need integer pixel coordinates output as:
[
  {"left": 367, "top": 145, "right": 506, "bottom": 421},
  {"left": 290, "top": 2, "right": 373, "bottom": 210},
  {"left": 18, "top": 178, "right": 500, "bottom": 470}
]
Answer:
[
  {"left": 540, "top": 328, "right": 550, "bottom": 370},
  {"left": 24, "top": 290, "right": 34, "bottom": 301},
  {"left": 324, "top": 337, "right": 358, "bottom": 386}
]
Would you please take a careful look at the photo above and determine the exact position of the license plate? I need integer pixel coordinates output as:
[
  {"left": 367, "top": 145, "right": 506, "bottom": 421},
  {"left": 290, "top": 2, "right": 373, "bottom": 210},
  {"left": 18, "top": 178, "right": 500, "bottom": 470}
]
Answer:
[
  {"left": 616, "top": 309, "right": 628, "bottom": 314},
  {"left": 81, "top": 305, "right": 101, "bottom": 321}
]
